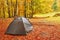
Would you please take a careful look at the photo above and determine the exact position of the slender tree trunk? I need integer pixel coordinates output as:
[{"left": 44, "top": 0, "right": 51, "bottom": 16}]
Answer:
[
  {"left": 16, "top": 0, "right": 18, "bottom": 16},
  {"left": 11, "top": 0, "right": 13, "bottom": 17},
  {"left": 14, "top": 0, "right": 17, "bottom": 16},
  {"left": 24, "top": 0, "right": 26, "bottom": 18},
  {"left": 3, "top": 5, "right": 5, "bottom": 18},
  {"left": 0, "top": 1, "right": 1, "bottom": 18},
  {"left": 31, "top": 0, "right": 33, "bottom": 18},
  {"left": 0, "top": 8, "right": 1, "bottom": 18},
  {"left": 7, "top": 0, "right": 11, "bottom": 18},
  {"left": 1, "top": 0, "right": 5, "bottom": 18}
]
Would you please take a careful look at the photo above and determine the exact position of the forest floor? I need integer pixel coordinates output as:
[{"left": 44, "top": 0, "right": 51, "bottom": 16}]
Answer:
[{"left": 0, "top": 17, "right": 60, "bottom": 40}]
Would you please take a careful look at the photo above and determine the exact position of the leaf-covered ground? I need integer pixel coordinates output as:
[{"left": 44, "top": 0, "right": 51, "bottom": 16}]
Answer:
[{"left": 0, "top": 17, "right": 60, "bottom": 40}]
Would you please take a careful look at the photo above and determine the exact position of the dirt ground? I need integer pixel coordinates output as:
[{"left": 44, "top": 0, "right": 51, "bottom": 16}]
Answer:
[{"left": 0, "top": 18, "right": 60, "bottom": 40}]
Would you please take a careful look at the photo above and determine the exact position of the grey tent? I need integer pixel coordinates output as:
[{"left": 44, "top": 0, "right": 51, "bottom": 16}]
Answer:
[{"left": 5, "top": 17, "right": 33, "bottom": 35}]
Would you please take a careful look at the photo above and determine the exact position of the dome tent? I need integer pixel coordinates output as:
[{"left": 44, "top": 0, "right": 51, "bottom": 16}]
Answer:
[{"left": 5, "top": 17, "right": 33, "bottom": 35}]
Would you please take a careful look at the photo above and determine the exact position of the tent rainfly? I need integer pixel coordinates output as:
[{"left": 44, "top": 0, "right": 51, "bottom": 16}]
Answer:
[{"left": 5, "top": 17, "right": 33, "bottom": 35}]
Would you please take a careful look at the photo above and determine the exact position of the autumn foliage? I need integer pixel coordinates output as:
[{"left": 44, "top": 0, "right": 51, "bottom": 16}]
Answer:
[
  {"left": 0, "top": 0, "right": 60, "bottom": 18},
  {"left": 0, "top": 18, "right": 60, "bottom": 40}
]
